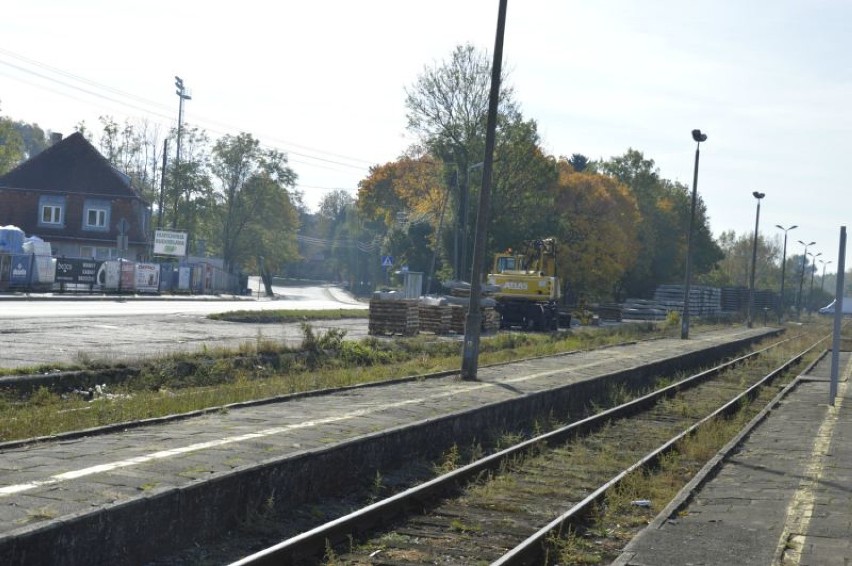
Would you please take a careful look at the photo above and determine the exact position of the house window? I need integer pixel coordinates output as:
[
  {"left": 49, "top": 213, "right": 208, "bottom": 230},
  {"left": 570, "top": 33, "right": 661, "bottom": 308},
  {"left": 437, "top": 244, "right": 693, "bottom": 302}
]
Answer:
[
  {"left": 42, "top": 205, "right": 62, "bottom": 224},
  {"left": 82, "top": 199, "right": 111, "bottom": 232},
  {"left": 37, "top": 195, "right": 65, "bottom": 228},
  {"left": 81, "top": 246, "right": 118, "bottom": 259},
  {"left": 87, "top": 208, "right": 107, "bottom": 228}
]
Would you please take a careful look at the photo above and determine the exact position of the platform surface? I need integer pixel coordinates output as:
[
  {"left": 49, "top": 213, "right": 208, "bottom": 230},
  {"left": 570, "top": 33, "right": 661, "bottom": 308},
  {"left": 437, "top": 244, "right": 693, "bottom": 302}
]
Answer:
[{"left": 615, "top": 348, "right": 852, "bottom": 566}]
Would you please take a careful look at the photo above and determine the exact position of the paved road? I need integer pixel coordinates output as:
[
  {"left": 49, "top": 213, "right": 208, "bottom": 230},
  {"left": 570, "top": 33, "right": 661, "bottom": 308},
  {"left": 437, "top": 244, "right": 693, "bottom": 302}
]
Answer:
[{"left": 0, "top": 285, "right": 369, "bottom": 371}]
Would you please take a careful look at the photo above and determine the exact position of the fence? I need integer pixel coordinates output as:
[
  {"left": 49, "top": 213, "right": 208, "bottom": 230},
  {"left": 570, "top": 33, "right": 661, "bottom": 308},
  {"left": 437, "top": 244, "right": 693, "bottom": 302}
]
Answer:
[{"left": 0, "top": 253, "right": 242, "bottom": 295}]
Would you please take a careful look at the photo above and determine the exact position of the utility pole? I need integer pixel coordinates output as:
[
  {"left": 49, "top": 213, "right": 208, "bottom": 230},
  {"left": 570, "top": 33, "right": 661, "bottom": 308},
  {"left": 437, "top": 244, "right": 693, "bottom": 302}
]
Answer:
[
  {"left": 460, "top": 0, "right": 507, "bottom": 381},
  {"left": 173, "top": 76, "right": 191, "bottom": 229},
  {"left": 157, "top": 139, "right": 168, "bottom": 229}
]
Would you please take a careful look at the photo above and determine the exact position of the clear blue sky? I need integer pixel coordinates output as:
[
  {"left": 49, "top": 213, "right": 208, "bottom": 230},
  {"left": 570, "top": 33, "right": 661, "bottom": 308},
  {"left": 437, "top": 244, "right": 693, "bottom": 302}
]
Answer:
[{"left": 2, "top": 1, "right": 850, "bottom": 272}]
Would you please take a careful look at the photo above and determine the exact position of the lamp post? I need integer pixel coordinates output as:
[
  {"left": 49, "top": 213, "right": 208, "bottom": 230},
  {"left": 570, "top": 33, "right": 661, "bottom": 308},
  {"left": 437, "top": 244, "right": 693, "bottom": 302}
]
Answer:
[
  {"left": 796, "top": 240, "right": 816, "bottom": 319},
  {"left": 820, "top": 259, "right": 832, "bottom": 291},
  {"left": 681, "top": 128, "right": 708, "bottom": 339},
  {"left": 173, "top": 76, "right": 191, "bottom": 230},
  {"left": 747, "top": 192, "right": 765, "bottom": 328},
  {"left": 808, "top": 251, "right": 822, "bottom": 311},
  {"left": 775, "top": 224, "right": 797, "bottom": 321}
]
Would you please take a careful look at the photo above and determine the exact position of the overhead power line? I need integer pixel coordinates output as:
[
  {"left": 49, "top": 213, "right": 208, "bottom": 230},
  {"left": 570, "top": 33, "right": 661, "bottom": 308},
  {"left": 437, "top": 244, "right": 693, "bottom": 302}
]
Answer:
[{"left": 0, "top": 47, "right": 380, "bottom": 171}]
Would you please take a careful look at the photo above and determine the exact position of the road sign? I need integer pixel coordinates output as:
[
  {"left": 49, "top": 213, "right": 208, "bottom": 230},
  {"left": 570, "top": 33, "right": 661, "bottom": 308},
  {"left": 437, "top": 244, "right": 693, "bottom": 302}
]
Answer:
[{"left": 381, "top": 255, "right": 393, "bottom": 267}]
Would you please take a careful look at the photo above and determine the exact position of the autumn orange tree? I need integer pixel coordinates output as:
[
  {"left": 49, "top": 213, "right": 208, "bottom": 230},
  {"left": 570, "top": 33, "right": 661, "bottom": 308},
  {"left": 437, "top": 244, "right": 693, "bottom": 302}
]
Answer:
[
  {"left": 549, "top": 160, "right": 641, "bottom": 302},
  {"left": 600, "top": 149, "right": 722, "bottom": 298},
  {"left": 356, "top": 155, "right": 451, "bottom": 278}
]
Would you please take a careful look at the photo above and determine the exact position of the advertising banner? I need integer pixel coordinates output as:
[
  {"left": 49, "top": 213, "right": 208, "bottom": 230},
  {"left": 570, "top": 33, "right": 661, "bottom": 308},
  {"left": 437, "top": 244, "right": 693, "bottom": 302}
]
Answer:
[
  {"left": 134, "top": 262, "right": 160, "bottom": 293},
  {"left": 97, "top": 260, "right": 121, "bottom": 290},
  {"left": 55, "top": 258, "right": 102, "bottom": 284},
  {"left": 120, "top": 260, "right": 135, "bottom": 290},
  {"left": 9, "top": 254, "right": 32, "bottom": 285},
  {"left": 178, "top": 266, "right": 191, "bottom": 290},
  {"left": 153, "top": 230, "right": 188, "bottom": 257}
]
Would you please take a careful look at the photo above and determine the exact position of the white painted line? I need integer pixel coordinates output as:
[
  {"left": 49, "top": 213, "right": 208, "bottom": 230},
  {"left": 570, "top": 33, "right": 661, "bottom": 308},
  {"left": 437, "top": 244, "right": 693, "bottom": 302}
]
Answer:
[{"left": 0, "top": 342, "right": 672, "bottom": 498}]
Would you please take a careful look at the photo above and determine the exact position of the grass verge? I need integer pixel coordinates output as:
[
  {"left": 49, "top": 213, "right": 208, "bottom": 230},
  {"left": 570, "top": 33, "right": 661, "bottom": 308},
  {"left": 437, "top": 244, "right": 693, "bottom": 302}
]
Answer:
[
  {"left": 207, "top": 308, "right": 368, "bottom": 323},
  {"left": 0, "top": 323, "right": 664, "bottom": 442}
]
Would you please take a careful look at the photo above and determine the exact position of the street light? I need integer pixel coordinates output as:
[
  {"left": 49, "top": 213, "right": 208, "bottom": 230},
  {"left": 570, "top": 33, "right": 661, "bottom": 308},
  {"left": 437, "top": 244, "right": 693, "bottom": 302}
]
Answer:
[
  {"left": 775, "top": 224, "right": 797, "bottom": 321},
  {"left": 173, "top": 76, "right": 191, "bottom": 229},
  {"left": 819, "top": 259, "right": 833, "bottom": 291},
  {"left": 796, "top": 240, "right": 816, "bottom": 319},
  {"left": 681, "top": 128, "right": 708, "bottom": 339},
  {"left": 808, "top": 251, "right": 822, "bottom": 311},
  {"left": 747, "top": 192, "right": 765, "bottom": 328}
]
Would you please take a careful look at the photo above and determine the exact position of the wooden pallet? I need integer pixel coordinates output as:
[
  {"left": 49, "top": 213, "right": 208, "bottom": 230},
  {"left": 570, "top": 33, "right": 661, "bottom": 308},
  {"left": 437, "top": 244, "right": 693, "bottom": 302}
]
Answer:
[
  {"left": 368, "top": 299, "right": 420, "bottom": 336},
  {"left": 449, "top": 305, "right": 500, "bottom": 334},
  {"left": 419, "top": 305, "right": 452, "bottom": 335}
]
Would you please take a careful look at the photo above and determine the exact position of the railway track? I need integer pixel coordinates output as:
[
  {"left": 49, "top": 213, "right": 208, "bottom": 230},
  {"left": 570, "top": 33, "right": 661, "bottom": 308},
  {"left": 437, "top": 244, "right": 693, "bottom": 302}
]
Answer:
[{"left": 228, "top": 333, "right": 822, "bottom": 565}]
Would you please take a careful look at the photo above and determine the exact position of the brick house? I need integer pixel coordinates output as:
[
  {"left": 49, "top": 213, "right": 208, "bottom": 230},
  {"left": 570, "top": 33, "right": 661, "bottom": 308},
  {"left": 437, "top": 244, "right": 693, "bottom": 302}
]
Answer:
[{"left": 0, "top": 132, "right": 151, "bottom": 260}]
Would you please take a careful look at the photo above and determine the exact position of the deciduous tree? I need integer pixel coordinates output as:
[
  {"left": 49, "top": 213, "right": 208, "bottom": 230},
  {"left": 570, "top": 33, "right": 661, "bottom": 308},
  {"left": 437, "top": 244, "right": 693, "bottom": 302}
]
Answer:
[
  {"left": 405, "top": 43, "right": 518, "bottom": 279},
  {"left": 550, "top": 160, "right": 641, "bottom": 301},
  {"left": 210, "top": 133, "right": 299, "bottom": 272},
  {"left": 0, "top": 102, "right": 24, "bottom": 175},
  {"left": 600, "top": 149, "right": 722, "bottom": 298}
]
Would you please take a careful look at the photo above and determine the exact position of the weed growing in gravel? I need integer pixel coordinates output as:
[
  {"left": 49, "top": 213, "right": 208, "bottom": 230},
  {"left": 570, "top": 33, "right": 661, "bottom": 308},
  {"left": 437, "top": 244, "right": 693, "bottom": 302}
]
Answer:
[
  {"left": 369, "top": 471, "right": 384, "bottom": 501},
  {"left": 436, "top": 444, "right": 461, "bottom": 474},
  {"left": 23, "top": 506, "right": 58, "bottom": 523}
]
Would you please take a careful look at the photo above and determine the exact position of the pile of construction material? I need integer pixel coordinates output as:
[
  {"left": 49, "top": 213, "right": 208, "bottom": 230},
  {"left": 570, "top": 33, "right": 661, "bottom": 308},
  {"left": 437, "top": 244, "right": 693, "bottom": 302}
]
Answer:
[
  {"left": 482, "top": 306, "right": 501, "bottom": 332},
  {"left": 654, "top": 284, "right": 722, "bottom": 316},
  {"left": 449, "top": 304, "right": 467, "bottom": 333},
  {"left": 621, "top": 285, "right": 726, "bottom": 321},
  {"left": 443, "top": 280, "right": 500, "bottom": 333},
  {"left": 448, "top": 304, "right": 500, "bottom": 334},
  {"left": 720, "top": 287, "right": 777, "bottom": 313},
  {"left": 368, "top": 282, "right": 502, "bottom": 336},
  {"left": 591, "top": 303, "right": 623, "bottom": 322},
  {"left": 621, "top": 298, "right": 668, "bottom": 321},
  {"left": 419, "top": 297, "right": 452, "bottom": 334},
  {"left": 368, "top": 292, "right": 419, "bottom": 336}
]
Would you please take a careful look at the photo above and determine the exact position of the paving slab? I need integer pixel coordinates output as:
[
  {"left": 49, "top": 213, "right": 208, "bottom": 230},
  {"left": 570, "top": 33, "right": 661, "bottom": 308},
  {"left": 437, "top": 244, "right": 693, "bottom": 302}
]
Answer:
[{"left": 615, "top": 349, "right": 852, "bottom": 566}]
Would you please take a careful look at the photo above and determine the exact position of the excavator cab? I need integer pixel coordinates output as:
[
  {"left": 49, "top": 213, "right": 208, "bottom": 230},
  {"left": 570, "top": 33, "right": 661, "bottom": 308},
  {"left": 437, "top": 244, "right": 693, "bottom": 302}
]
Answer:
[{"left": 493, "top": 254, "right": 521, "bottom": 274}]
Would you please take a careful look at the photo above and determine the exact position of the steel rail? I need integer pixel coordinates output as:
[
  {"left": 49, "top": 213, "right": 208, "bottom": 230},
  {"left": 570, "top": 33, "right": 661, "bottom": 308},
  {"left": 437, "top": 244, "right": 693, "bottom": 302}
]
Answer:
[
  {"left": 492, "top": 337, "right": 824, "bottom": 565},
  {"left": 229, "top": 334, "right": 808, "bottom": 565}
]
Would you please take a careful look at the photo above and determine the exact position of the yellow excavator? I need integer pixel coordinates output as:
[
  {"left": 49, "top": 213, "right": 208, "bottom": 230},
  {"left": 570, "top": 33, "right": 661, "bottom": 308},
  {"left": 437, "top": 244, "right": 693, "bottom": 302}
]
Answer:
[{"left": 487, "top": 238, "right": 561, "bottom": 330}]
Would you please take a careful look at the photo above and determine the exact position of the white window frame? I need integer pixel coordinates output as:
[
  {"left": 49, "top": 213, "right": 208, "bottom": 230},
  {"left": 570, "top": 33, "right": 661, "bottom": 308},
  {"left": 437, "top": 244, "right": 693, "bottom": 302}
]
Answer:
[
  {"left": 86, "top": 208, "right": 107, "bottom": 228},
  {"left": 41, "top": 204, "right": 62, "bottom": 225}
]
